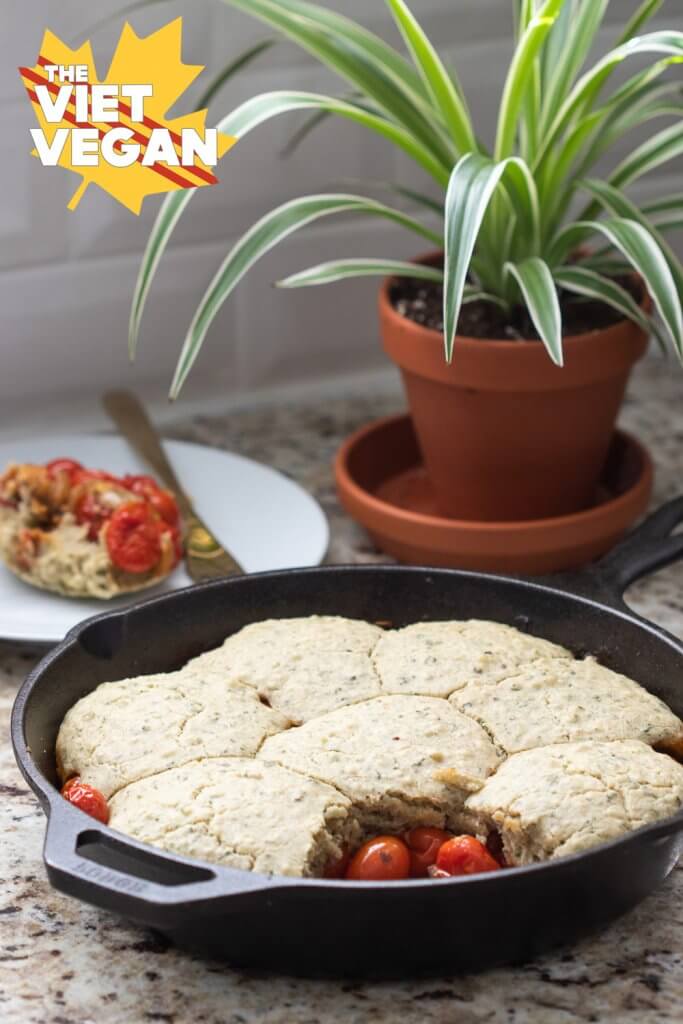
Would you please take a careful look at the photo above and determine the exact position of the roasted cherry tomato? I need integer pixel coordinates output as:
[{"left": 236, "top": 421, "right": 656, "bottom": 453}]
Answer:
[
  {"left": 150, "top": 489, "right": 178, "bottom": 525},
  {"left": 123, "top": 474, "right": 158, "bottom": 492},
  {"left": 74, "top": 487, "right": 117, "bottom": 541},
  {"left": 324, "top": 848, "right": 351, "bottom": 879},
  {"left": 404, "top": 827, "right": 452, "bottom": 877},
  {"left": 105, "top": 501, "right": 162, "bottom": 574},
  {"left": 61, "top": 777, "right": 110, "bottom": 824},
  {"left": 124, "top": 475, "right": 179, "bottom": 525},
  {"left": 46, "top": 458, "right": 83, "bottom": 479},
  {"left": 345, "top": 836, "right": 411, "bottom": 882},
  {"left": 73, "top": 468, "right": 121, "bottom": 486},
  {"left": 160, "top": 520, "right": 183, "bottom": 564},
  {"left": 434, "top": 835, "right": 501, "bottom": 877}
]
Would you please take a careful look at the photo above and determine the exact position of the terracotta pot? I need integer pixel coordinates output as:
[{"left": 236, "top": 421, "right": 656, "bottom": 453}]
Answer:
[{"left": 379, "top": 258, "right": 650, "bottom": 521}]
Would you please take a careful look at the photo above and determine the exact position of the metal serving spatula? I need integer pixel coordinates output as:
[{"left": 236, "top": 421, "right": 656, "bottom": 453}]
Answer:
[{"left": 102, "top": 390, "right": 243, "bottom": 582}]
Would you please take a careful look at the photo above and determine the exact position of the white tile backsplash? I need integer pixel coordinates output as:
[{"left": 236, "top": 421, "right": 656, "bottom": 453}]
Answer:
[
  {"left": 235, "top": 218, "right": 421, "bottom": 390},
  {"left": 0, "top": 100, "right": 71, "bottom": 270},
  {"left": 0, "top": 239, "right": 243, "bottom": 415},
  {"left": 2, "top": 0, "right": 681, "bottom": 410}
]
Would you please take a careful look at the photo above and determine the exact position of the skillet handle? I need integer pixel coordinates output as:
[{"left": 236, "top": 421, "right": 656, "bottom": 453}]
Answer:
[
  {"left": 591, "top": 496, "right": 683, "bottom": 601},
  {"left": 43, "top": 801, "right": 269, "bottom": 926}
]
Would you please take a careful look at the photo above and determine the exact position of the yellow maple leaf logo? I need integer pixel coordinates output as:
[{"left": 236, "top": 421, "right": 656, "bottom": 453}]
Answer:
[{"left": 19, "top": 19, "right": 235, "bottom": 214}]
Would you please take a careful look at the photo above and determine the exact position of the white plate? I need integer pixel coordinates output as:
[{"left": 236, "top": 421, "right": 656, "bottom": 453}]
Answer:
[{"left": 0, "top": 434, "right": 329, "bottom": 644}]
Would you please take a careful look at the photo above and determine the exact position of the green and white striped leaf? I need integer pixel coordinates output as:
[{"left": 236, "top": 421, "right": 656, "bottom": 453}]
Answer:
[
  {"left": 217, "top": 91, "right": 450, "bottom": 185},
  {"left": 170, "top": 194, "right": 443, "bottom": 397},
  {"left": 542, "top": 82, "right": 681, "bottom": 232},
  {"left": 194, "top": 39, "right": 276, "bottom": 111},
  {"left": 277, "top": 261, "right": 506, "bottom": 307},
  {"left": 495, "top": 0, "right": 563, "bottom": 159},
  {"left": 504, "top": 258, "right": 563, "bottom": 365},
  {"left": 650, "top": 215, "right": 683, "bottom": 233},
  {"left": 541, "top": 0, "right": 608, "bottom": 132},
  {"left": 552, "top": 217, "right": 683, "bottom": 355},
  {"left": 443, "top": 153, "right": 540, "bottom": 357},
  {"left": 536, "top": 31, "right": 683, "bottom": 166},
  {"left": 277, "top": 258, "right": 444, "bottom": 288},
  {"left": 498, "top": 158, "right": 541, "bottom": 247},
  {"left": 610, "top": 120, "right": 683, "bottom": 191},
  {"left": 578, "top": 177, "right": 683, "bottom": 305},
  {"left": 280, "top": 90, "right": 373, "bottom": 157},
  {"left": 643, "top": 193, "right": 683, "bottom": 218},
  {"left": 554, "top": 264, "right": 665, "bottom": 347},
  {"left": 540, "top": 0, "right": 575, "bottom": 89},
  {"left": 574, "top": 76, "right": 683, "bottom": 179},
  {"left": 514, "top": 0, "right": 536, "bottom": 39},
  {"left": 334, "top": 178, "right": 443, "bottom": 217},
  {"left": 444, "top": 154, "right": 504, "bottom": 359},
  {"left": 616, "top": 0, "right": 665, "bottom": 45},
  {"left": 580, "top": 257, "right": 633, "bottom": 278},
  {"left": 129, "top": 190, "right": 194, "bottom": 357},
  {"left": 280, "top": 107, "right": 334, "bottom": 158},
  {"left": 385, "top": 0, "right": 475, "bottom": 153},
  {"left": 253, "top": 0, "right": 430, "bottom": 102},
  {"left": 218, "top": 0, "right": 455, "bottom": 166}
]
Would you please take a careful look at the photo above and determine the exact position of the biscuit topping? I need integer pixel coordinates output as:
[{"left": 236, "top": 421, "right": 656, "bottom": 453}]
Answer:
[{"left": 56, "top": 616, "right": 683, "bottom": 878}]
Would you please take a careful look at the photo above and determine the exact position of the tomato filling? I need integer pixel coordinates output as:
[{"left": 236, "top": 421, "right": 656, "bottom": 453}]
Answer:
[
  {"left": 46, "top": 458, "right": 83, "bottom": 480},
  {"left": 104, "top": 501, "right": 164, "bottom": 574},
  {"left": 73, "top": 483, "right": 130, "bottom": 541},
  {"left": 61, "top": 777, "right": 110, "bottom": 824},
  {"left": 404, "top": 826, "right": 452, "bottom": 877},
  {"left": 123, "top": 475, "right": 179, "bottom": 526},
  {"left": 1, "top": 457, "right": 183, "bottom": 574},
  {"left": 345, "top": 836, "right": 412, "bottom": 881},
  {"left": 432, "top": 835, "right": 501, "bottom": 877},
  {"left": 326, "top": 829, "right": 505, "bottom": 881}
]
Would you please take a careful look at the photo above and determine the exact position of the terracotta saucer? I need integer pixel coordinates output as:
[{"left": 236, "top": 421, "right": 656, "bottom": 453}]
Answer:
[{"left": 335, "top": 414, "right": 653, "bottom": 575}]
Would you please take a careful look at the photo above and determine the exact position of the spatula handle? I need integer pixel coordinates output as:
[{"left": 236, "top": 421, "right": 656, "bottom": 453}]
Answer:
[
  {"left": 102, "top": 390, "right": 189, "bottom": 515},
  {"left": 102, "top": 390, "right": 243, "bottom": 579}
]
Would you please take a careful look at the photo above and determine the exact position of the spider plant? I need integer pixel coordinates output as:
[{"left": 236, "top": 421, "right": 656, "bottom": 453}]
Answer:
[{"left": 129, "top": 0, "right": 683, "bottom": 397}]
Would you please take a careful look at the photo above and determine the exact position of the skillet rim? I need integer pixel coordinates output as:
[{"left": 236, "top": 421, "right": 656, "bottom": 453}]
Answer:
[{"left": 11, "top": 563, "right": 683, "bottom": 897}]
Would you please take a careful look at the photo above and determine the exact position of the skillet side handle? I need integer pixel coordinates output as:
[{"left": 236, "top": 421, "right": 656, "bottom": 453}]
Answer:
[
  {"left": 43, "top": 801, "right": 268, "bottom": 927},
  {"left": 591, "top": 496, "right": 683, "bottom": 604}
]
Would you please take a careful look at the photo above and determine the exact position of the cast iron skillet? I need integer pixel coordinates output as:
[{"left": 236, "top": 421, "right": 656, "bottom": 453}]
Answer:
[{"left": 11, "top": 498, "right": 683, "bottom": 978}]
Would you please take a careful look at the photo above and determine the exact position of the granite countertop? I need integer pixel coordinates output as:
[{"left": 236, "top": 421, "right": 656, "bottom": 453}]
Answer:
[{"left": 1, "top": 357, "right": 682, "bottom": 1023}]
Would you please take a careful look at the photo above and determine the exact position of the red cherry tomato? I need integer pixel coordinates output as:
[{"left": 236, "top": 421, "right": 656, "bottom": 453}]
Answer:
[
  {"left": 123, "top": 474, "right": 157, "bottom": 492},
  {"left": 160, "top": 520, "right": 183, "bottom": 565},
  {"left": 61, "top": 777, "right": 110, "bottom": 824},
  {"left": 124, "top": 475, "right": 179, "bottom": 525},
  {"left": 74, "top": 488, "right": 116, "bottom": 541},
  {"left": 149, "top": 488, "right": 179, "bottom": 526},
  {"left": 73, "top": 468, "right": 121, "bottom": 486},
  {"left": 46, "top": 458, "right": 82, "bottom": 479},
  {"left": 345, "top": 836, "right": 411, "bottom": 882},
  {"left": 404, "top": 827, "right": 452, "bottom": 877},
  {"left": 434, "top": 835, "right": 501, "bottom": 877},
  {"left": 105, "top": 501, "right": 162, "bottom": 574}
]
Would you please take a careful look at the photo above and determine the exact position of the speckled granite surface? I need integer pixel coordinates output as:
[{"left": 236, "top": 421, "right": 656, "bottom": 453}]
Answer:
[{"left": 1, "top": 357, "right": 681, "bottom": 1023}]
